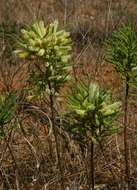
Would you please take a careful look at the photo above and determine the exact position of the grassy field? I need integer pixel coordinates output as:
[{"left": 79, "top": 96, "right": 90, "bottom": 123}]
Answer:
[{"left": 0, "top": 1, "right": 137, "bottom": 190}]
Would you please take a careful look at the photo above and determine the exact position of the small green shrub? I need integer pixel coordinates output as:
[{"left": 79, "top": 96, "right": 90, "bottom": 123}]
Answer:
[
  {"left": 105, "top": 21, "right": 137, "bottom": 189},
  {"left": 65, "top": 81, "right": 121, "bottom": 190},
  {"left": 15, "top": 20, "right": 72, "bottom": 190},
  {"left": 66, "top": 81, "right": 121, "bottom": 142}
]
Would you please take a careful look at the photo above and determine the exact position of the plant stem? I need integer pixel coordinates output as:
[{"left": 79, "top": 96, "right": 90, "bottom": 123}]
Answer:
[
  {"left": 123, "top": 76, "right": 130, "bottom": 190},
  {"left": 89, "top": 128, "right": 95, "bottom": 190},
  {"left": 48, "top": 82, "right": 65, "bottom": 190},
  {"left": 91, "top": 140, "right": 95, "bottom": 190}
]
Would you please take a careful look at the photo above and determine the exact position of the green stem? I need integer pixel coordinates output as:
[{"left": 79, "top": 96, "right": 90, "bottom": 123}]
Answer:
[
  {"left": 48, "top": 81, "right": 65, "bottom": 190},
  {"left": 88, "top": 128, "right": 95, "bottom": 190},
  {"left": 91, "top": 140, "right": 95, "bottom": 190},
  {"left": 123, "top": 76, "right": 130, "bottom": 190}
]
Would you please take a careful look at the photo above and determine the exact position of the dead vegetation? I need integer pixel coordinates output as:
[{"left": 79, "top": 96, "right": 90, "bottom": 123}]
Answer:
[{"left": 0, "top": 1, "right": 137, "bottom": 190}]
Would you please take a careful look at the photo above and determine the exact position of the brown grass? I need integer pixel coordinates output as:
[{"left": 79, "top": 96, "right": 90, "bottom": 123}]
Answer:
[{"left": 0, "top": 1, "right": 137, "bottom": 190}]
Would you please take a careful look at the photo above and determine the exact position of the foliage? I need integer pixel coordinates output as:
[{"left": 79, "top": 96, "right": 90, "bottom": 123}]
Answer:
[
  {"left": 105, "top": 21, "right": 137, "bottom": 189},
  {"left": 105, "top": 22, "right": 137, "bottom": 81},
  {"left": 65, "top": 81, "right": 121, "bottom": 143},
  {"left": 0, "top": 92, "right": 17, "bottom": 136},
  {"left": 15, "top": 20, "right": 72, "bottom": 95}
]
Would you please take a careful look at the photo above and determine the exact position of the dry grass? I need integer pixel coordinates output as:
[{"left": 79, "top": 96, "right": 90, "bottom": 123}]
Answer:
[{"left": 0, "top": 1, "right": 137, "bottom": 190}]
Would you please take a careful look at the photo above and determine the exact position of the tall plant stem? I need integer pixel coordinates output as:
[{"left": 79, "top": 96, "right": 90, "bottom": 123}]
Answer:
[
  {"left": 48, "top": 82, "right": 65, "bottom": 190},
  {"left": 89, "top": 129, "right": 95, "bottom": 190},
  {"left": 123, "top": 77, "right": 130, "bottom": 190},
  {"left": 91, "top": 140, "right": 95, "bottom": 190}
]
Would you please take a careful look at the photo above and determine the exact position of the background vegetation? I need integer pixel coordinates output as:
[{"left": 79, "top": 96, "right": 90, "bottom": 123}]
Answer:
[{"left": 0, "top": 1, "right": 137, "bottom": 190}]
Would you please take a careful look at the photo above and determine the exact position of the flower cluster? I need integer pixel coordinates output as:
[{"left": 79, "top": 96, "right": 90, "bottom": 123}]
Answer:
[{"left": 15, "top": 21, "right": 72, "bottom": 94}]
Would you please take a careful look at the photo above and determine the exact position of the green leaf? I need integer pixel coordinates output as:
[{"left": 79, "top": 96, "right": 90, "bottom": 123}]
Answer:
[{"left": 14, "top": 50, "right": 29, "bottom": 58}]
